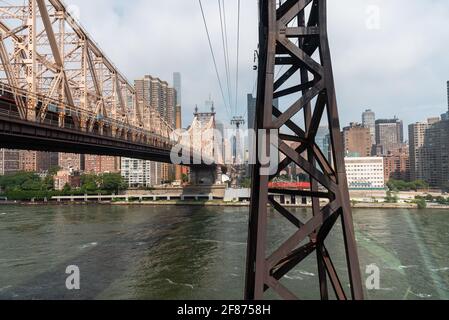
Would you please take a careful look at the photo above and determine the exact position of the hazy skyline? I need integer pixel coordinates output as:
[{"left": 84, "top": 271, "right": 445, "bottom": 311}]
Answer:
[{"left": 68, "top": 0, "right": 449, "bottom": 129}]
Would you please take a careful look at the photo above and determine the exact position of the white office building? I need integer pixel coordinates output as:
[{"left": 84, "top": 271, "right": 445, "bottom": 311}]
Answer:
[{"left": 345, "top": 157, "right": 385, "bottom": 190}]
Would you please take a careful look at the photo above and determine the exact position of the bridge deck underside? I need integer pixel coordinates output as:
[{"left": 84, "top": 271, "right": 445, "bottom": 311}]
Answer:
[{"left": 0, "top": 114, "right": 172, "bottom": 163}]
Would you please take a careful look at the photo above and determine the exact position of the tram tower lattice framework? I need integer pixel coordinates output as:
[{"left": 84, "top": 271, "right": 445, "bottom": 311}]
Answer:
[{"left": 245, "top": 0, "right": 364, "bottom": 300}]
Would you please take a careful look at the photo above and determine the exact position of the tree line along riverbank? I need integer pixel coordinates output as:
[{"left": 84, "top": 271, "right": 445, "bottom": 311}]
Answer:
[
  {"left": 0, "top": 171, "right": 126, "bottom": 201},
  {"left": 2, "top": 172, "right": 449, "bottom": 210}
]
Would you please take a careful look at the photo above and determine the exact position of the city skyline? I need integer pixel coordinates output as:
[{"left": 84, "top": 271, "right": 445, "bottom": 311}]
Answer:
[
  {"left": 1, "top": 77, "right": 447, "bottom": 184},
  {"left": 67, "top": 0, "right": 449, "bottom": 128},
  {"left": 2, "top": 0, "right": 449, "bottom": 304},
  {"left": 0, "top": 0, "right": 447, "bottom": 191},
  {"left": 341, "top": 79, "right": 449, "bottom": 143}
]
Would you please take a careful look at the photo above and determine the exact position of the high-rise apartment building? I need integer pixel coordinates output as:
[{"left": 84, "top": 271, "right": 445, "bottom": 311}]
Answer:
[
  {"left": 19, "top": 151, "right": 58, "bottom": 172},
  {"left": 315, "top": 127, "right": 330, "bottom": 156},
  {"left": 443, "top": 81, "right": 449, "bottom": 121},
  {"left": 166, "top": 87, "right": 176, "bottom": 129},
  {"left": 121, "top": 158, "right": 161, "bottom": 187},
  {"left": 135, "top": 75, "right": 176, "bottom": 130},
  {"left": 422, "top": 119, "right": 449, "bottom": 188},
  {"left": 0, "top": 149, "right": 20, "bottom": 175},
  {"left": 342, "top": 123, "right": 372, "bottom": 157},
  {"left": 375, "top": 118, "right": 404, "bottom": 155},
  {"left": 247, "top": 94, "right": 257, "bottom": 131},
  {"left": 362, "top": 109, "right": 376, "bottom": 146},
  {"left": 132, "top": 74, "right": 178, "bottom": 185},
  {"left": 409, "top": 118, "right": 440, "bottom": 182},
  {"left": 19, "top": 151, "right": 37, "bottom": 173}
]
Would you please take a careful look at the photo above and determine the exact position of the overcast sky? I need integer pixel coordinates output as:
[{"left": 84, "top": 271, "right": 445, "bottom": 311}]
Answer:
[{"left": 68, "top": 0, "right": 449, "bottom": 133}]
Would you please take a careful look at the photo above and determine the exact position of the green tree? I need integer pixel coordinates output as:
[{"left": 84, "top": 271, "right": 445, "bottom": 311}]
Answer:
[
  {"left": 435, "top": 196, "right": 449, "bottom": 205},
  {"left": 48, "top": 166, "right": 61, "bottom": 176},
  {"left": 387, "top": 179, "right": 429, "bottom": 192},
  {"left": 240, "top": 178, "right": 252, "bottom": 188},
  {"left": 385, "top": 191, "right": 399, "bottom": 203},
  {"left": 414, "top": 198, "right": 427, "bottom": 209},
  {"left": 99, "top": 173, "right": 126, "bottom": 193},
  {"left": 0, "top": 172, "right": 39, "bottom": 191},
  {"left": 62, "top": 183, "right": 72, "bottom": 194},
  {"left": 414, "top": 180, "right": 429, "bottom": 190},
  {"left": 80, "top": 174, "right": 99, "bottom": 193},
  {"left": 42, "top": 175, "right": 55, "bottom": 191},
  {"left": 21, "top": 179, "right": 42, "bottom": 191}
]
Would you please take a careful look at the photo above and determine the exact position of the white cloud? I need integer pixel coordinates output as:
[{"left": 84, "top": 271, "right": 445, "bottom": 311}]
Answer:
[
  {"left": 69, "top": 0, "right": 258, "bottom": 125},
  {"left": 68, "top": 0, "right": 449, "bottom": 131},
  {"left": 328, "top": 0, "right": 449, "bottom": 128}
]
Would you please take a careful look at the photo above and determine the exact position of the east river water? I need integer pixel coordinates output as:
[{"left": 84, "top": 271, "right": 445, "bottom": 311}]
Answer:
[{"left": 1, "top": 205, "right": 449, "bottom": 300}]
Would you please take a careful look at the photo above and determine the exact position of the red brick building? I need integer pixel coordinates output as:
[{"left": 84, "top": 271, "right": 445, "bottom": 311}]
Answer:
[
  {"left": 19, "top": 151, "right": 58, "bottom": 172},
  {"left": 84, "top": 155, "right": 120, "bottom": 174},
  {"left": 342, "top": 123, "right": 372, "bottom": 157},
  {"left": 54, "top": 170, "right": 82, "bottom": 191},
  {"left": 384, "top": 147, "right": 411, "bottom": 183}
]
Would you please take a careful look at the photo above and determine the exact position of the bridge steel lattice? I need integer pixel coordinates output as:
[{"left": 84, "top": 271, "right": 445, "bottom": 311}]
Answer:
[
  {"left": 0, "top": 0, "right": 174, "bottom": 160},
  {"left": 245, "top": 0, "right": 364, "bottom": 300}
]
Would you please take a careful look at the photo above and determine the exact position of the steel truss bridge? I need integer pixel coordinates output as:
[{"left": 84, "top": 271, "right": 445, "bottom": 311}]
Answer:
[
  {"left": 0, "top": 0, "right": 174, "bottom": 162},
  {"left": 0, "top": 0, "right": 363, "bottom": 300}
]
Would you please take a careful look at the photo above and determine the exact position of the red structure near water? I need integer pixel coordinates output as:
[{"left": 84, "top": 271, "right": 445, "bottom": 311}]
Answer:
[{"left": 268, "top": 182, "right": 311, "bottom": 190}]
